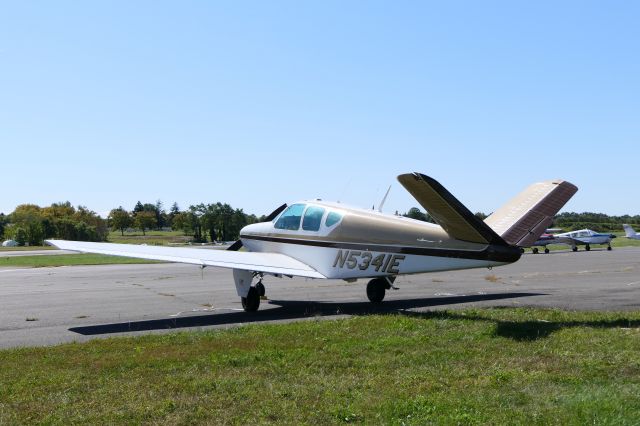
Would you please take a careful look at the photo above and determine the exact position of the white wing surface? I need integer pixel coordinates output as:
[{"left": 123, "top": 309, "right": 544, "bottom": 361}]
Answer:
[{"left": 45, "top": 240, "right": 325, "bottom": 279}]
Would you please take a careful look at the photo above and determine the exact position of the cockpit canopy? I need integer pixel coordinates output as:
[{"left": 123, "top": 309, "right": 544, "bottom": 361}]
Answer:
[{"left": 273, "top": 203, "right": 343, "bottom": 232}]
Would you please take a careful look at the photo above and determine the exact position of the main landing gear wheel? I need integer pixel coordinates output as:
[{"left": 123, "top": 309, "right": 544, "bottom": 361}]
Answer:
[
  {"left": 241, "top": 287, "right": 260, "bottom": 312},
  {"left": 532, "top": 248, "right": 539, "bottom": 254},
  {"left": 607, "top": 245, "right": 612, "bottom": 251},
  {"left": 585, "top": 244, "right": 591, "bottom": 251},
  {"left": 367, "top": 278, "right": 389, "bottom": 303},
  {"left": 572, "top": 246, "right": 578, "bottom": 252},
  {"left": 544, "top": 248, "right": 550, "bottom": 254},
  {"left": 255, "top": 281, "right": 266, "bottom": 297}
]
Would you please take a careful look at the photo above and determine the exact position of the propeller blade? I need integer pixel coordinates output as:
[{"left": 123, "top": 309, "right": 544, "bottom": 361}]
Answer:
[
  {"left": 264, "top": 203, "right": 287, "bottom": 222},
  {"left": 227, "top": 239, "right": 243, "bottom": 251},
  {"left": 227, "top": 203, "right": 287, "bottom": 251}
]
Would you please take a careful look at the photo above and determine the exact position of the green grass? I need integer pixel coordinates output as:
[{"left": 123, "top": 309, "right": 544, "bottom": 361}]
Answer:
[
  {"left": 107, "top": 230, "right": 191, "bottom": 246},
  {"left": 0, "top": 253, "right": 160, "bottom": 268},
  {"left": 1, "top": 308, "right": 639, "bottom": 424},
  {"left": 0, "top": 246, "right": 55, "bottom": 252}
]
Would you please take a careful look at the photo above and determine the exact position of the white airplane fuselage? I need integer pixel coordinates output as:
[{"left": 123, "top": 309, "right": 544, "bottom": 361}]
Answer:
[
  {"left": 623, "top": 225, "right": 640, "bottom": 240},
  {"left": 240, "top": 201, "right": 520, "bottom": 280},
  {"left": 557, "top": 229, "right": 615, "bottom": 245}
]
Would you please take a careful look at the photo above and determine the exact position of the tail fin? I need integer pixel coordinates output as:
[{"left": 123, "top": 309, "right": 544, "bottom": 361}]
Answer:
[
  {"left": 397, "top": 173, "right": 508, "bottom": 246},
  {"left": 623, "top": 224, "right": 636, "bottom": 238},
  {"left": 484, "top": 180, "right": 578, "bottom": 247}
]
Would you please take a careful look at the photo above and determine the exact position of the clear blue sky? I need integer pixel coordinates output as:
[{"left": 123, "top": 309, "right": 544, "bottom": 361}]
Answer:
[{"left": 1, "top": 1, "right": 638, "bottom": 217}]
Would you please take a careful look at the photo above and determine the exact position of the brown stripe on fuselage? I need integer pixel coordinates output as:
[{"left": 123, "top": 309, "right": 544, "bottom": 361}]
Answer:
[{"left": 240, "top": 234, "right": 521, "bottom": 263}]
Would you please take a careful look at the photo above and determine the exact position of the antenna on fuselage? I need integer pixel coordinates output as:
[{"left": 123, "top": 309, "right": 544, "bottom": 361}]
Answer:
[{"left": 377, "top": 185, "right": 392, "bottom": 212}]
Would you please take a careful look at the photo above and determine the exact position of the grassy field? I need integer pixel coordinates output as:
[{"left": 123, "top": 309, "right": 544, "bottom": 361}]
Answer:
[
  {"left": 0, "top": 253, "right": 160, "bottom": 268},
  {"left": 1, "top": 308, "right": 639, "bottom": 424},
  {"left": 107, "top": 230, "right": 192, "bottom": 246},
  {"left": 0, "top": 246, "right": 55, "bottom": 252}
]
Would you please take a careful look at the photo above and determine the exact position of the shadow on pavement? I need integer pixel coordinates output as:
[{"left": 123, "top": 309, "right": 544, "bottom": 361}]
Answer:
[{"left": 69, "top": 292, "right": 544, "bottom": 335}]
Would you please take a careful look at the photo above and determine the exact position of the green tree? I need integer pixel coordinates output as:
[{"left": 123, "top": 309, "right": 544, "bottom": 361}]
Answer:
[
  {"left": 188, "top": 205, "right": 205, "bottom": 242},
  {"left": 171, "top": 212, "right": 192, "bottom": 236},
  {"left": 200, "top": 204, "right": 220, "bottom": 243},
  {"left": 133, "top": 201, "right": 144, "bottom": 214},
  {"left": 10, "top": 204, "right": 46, "bottom": 245},
  {"left": 168, "top": 202, "right": 180, "bottom": 228},
  {"left": 0, "top": 213, "right": 6, "bottom": 239},
  {"left": 155, "top": 200, "right": 167, "bottom": 229},
  {"left": 218, "top": 203, "right": 234, "bottom": 241},
  {"left": 134, "top": 211, "right": 157, "bottom": 236},
  {"left": 109, "top": 207, "right": 133, "bottom": 236},
  {"left": 73, "top": 206, "right": 108, "bottom": 241},
  {"left": 403, "top": 207, "right": 435, "bottom": 223},
  {"left": 11, "top": 226, "right": 27, "bottom": 246}
]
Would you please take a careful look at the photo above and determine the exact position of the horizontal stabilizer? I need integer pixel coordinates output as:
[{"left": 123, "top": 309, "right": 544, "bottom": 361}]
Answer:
[
  {"left": 484, "top": 180, "right": 578, "bottom": 247},
  {"left": 397, "top": 173, "right": 507, "bottom": 245},
  {"left": 45, "top": 240, "right": 325, "bottom": 279}
]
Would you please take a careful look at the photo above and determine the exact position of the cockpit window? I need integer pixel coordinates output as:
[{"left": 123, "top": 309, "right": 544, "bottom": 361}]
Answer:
[
  {"left": 274, "top": 204, "right": 306, "bottom": 230},
  {"left": 325, "top": 211, "right": 343, "bottom": 227},
  {"left": 302, "top": 206, "right": 325, "bottom": 231}
]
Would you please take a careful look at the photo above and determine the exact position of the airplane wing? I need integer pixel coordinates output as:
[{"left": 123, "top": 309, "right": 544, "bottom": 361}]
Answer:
[
  {"left": 45, "top": 240, "right": 326, "bottom": 279},
  {"left": 397, "top": 172, "right": 507, "bottom": 245}
]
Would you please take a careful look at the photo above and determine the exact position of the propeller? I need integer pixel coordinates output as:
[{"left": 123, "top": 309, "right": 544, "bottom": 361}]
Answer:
[{"left": 226, "top": 203, "right": 288, "bottom": 251}]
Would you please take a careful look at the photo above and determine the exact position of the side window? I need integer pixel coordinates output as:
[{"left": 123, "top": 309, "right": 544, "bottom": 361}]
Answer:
[
  {"left": 302, "top": 206, "right": 325, "bottom": 231},
  {"left": 274, "top": 204, "right": 306, "bottom": 230},
  {"left": 325, "top": 211, "right": 343, "bottom": 227}
]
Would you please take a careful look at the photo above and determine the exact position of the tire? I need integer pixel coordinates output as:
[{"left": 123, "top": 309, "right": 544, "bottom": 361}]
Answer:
[
  {"left": 572, "top": 247, "right": 578, "bottom": 252},
  {"left": 532, "top": 248, "right": 539, "bottom": 254},
  {"left": 366, "top": 278, "right": 386, "bottom": 303},
  {"left": 241, "top": 287, "right": 260, "bottom": 312},
  {"left": 585, "top": 244, "right": 591, "bottom": 251},
  {"left": 607, "top": 246, "right": 612, "bottom": 251},
  {"left": 544, "top": 248, "right": 550, "bottom": 254},
  {"left": 255, "top": 281, "right": 266, "bottom": 297}
]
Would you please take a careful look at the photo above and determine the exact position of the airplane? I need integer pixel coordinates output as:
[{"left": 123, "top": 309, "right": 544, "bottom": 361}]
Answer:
[
  {"left": 554, "top": 229, "right": 616, "bottom": 251},
  {"left": 527, "top": 230, "right": 574, "bottom": 254},
  {"left": 47, "top": 173, "right": 577, "bottom": 312},
  {"left": 528, "top": 233, "right": 561, "bottom": 254},
  {"left": 622, "top": 224, "right": 640, "bottom": 240}
]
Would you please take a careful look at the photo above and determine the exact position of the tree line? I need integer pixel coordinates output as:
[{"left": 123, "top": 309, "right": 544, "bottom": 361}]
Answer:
[
  {"left": 1, "top": 202, "right": 638, "bottom": 246},
  {"left": 0, "top": 200, "right": 261, "bottom": 246},
  {"left": 0, "top": 202, "right": 108, "bottom": 246},
  {"left": 403, "top": 208, "right": 640, "bottom": 232},
  {"left": 108, "top": 201, "right": 260, "bottom": 243}
]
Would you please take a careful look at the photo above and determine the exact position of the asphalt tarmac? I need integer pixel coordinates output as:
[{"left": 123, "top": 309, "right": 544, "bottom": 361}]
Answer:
[{"left": 1, "top": 247, "right": 639, "bottom": 349}]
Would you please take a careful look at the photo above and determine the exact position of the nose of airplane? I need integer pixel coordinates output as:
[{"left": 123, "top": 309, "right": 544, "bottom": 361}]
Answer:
[{"left": 240, "top": 222, "right": 270, "bottom": 236}]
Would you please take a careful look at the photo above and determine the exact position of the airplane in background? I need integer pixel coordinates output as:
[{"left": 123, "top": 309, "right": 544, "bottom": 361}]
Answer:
[
  {"left": 47, "top": 173, "right": 577, "bottom": 312},
  {"left": 623, "top": 224, "right": 640, "bottom": 240},
  {"left": 528, "top": 233, "right": 573, "bottom": 254},
  {"left": 554, "top": 229, "right": 616, "bottom": 252}
]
